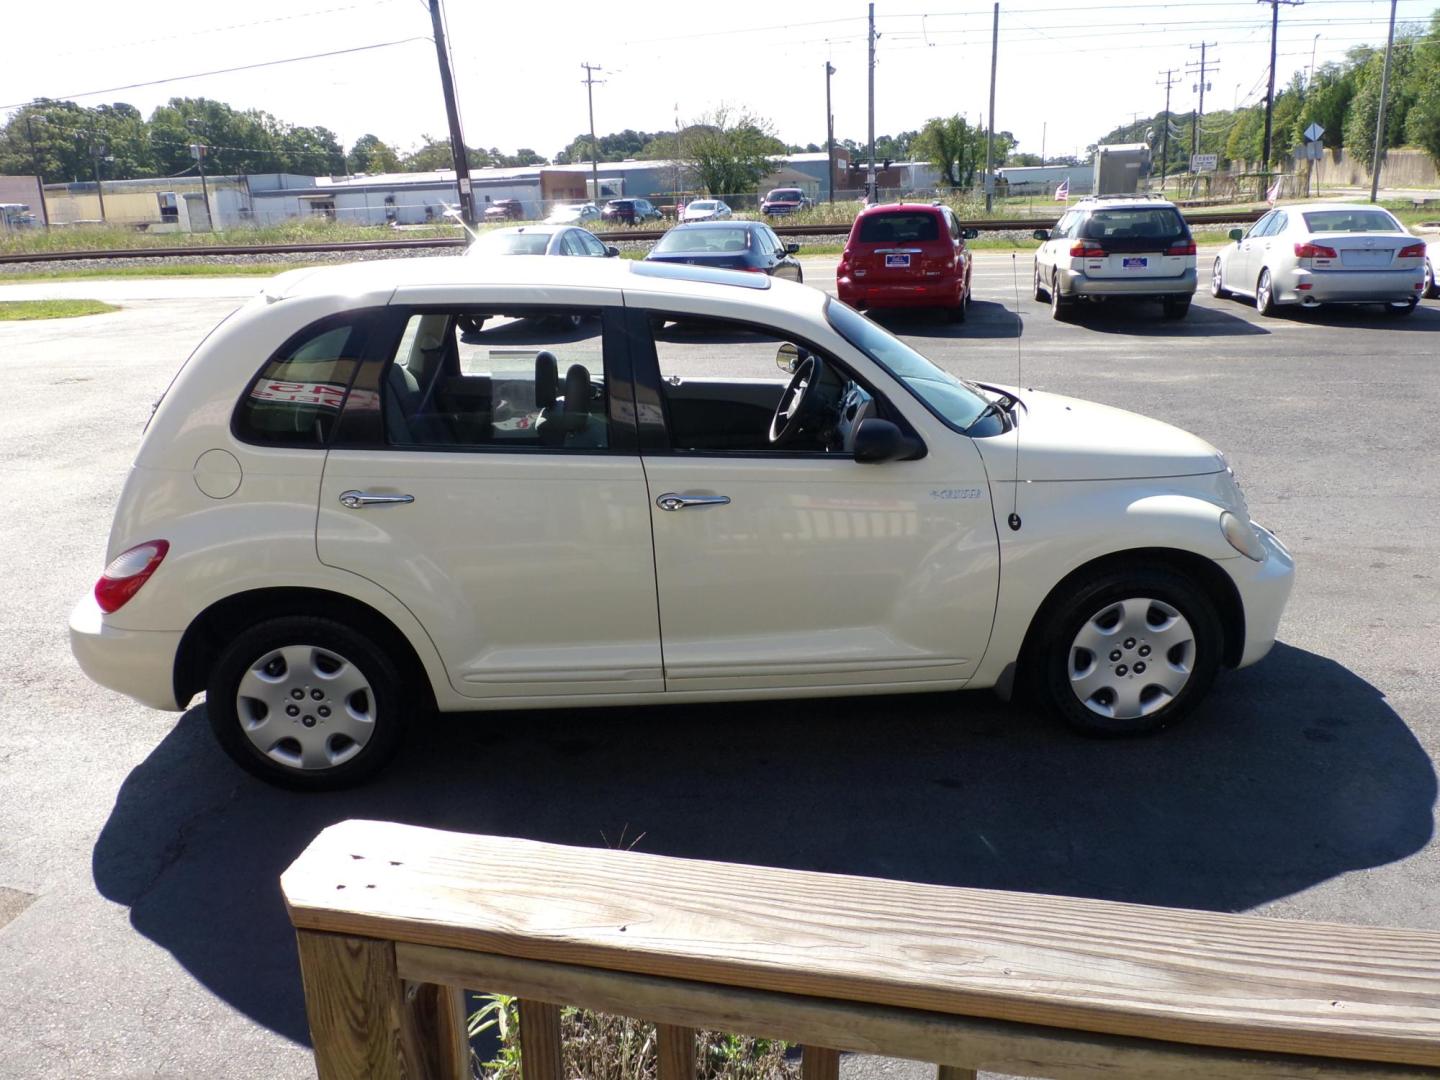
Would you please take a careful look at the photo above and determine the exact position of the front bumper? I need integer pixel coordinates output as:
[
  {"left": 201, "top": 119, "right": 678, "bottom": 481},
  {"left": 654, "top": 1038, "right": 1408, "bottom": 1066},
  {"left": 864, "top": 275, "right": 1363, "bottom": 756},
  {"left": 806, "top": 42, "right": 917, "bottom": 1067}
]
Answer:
[
  {"left": 69, "top": 594, "right": 184, "bottom": 711},
  {"left": 1221, "top": 521, "right": 1295, "bottom": 669},
  {"left": 1059, "top": 267, "right": 1197, "bottom": 299},
  {"left": 1276, "top": 267, "right": 1423, "bottom": 306},
  {"left": 837, "top": 276, "right": 962, "bottom": 308}
]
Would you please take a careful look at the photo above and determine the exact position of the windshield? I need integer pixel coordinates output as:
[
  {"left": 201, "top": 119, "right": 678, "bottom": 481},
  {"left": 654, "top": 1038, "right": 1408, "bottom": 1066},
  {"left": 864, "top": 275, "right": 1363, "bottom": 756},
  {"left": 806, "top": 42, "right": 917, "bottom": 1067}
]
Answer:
[
  {"left": 471, "top": 232, "right": 550, "bottom": 255},
  {"left": 652, "top": 226, "right": 752, "bottom": 253},
  {"left": 826, "top": 299, "right": 989, "bottom": 431},
  {"left": 1301, "top": 209, "right": 1403, "bottom": 233},
  {"left": 768, "top": 190, "right": 801, "bottom": 200},
  {"left": 691, "top": 201, "right": 717, "bottom": 210}
]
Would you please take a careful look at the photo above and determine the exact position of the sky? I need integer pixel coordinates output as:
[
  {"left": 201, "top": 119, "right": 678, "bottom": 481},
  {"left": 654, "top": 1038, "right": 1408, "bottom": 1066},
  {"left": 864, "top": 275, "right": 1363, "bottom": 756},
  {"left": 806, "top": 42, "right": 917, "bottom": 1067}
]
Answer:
[{"left": 2, "top": 0, "right": 1434, "bottom": 167}]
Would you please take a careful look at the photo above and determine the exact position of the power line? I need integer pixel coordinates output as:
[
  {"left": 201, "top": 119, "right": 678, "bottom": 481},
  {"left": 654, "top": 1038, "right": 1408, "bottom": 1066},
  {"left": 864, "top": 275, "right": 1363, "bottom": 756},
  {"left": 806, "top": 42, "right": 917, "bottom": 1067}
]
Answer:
[{"left": 0, "top": 37, "right": 433, "bottom": 111}]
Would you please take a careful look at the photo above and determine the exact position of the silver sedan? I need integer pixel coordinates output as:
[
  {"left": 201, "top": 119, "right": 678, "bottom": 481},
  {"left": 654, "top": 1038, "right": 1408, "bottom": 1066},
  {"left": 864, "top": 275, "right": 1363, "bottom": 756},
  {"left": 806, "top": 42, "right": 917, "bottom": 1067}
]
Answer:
[{"left": 1211, "top": 202, "right": 1426, "bottom": 316}]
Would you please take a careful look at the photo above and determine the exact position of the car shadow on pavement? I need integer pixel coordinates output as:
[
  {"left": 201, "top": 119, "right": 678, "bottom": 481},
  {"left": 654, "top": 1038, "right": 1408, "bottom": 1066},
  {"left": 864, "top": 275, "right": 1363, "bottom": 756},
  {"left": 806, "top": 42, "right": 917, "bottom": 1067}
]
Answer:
[
  {"left": 868, "top": 301, "right": 1022, "bottom": 341},
  {"left": 1056, "top": 300, "right": 1269, "bottom": 337},
  {"left": 92, "top": 641, "right": 1434, "bottom": 1046},
  {"left": 1246, "top": 302, "right": 1440, "bottom": 332}
]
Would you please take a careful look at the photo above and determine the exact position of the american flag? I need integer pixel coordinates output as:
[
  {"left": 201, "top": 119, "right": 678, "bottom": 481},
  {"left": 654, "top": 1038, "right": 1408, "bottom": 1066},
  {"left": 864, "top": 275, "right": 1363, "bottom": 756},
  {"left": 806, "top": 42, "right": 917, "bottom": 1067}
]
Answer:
[
  {"left": 1266, "top": 177, "right": 1282, "bottom": 205},
  {"left": 1055, "top": 178, "right": 1070, "bottom": 201}
]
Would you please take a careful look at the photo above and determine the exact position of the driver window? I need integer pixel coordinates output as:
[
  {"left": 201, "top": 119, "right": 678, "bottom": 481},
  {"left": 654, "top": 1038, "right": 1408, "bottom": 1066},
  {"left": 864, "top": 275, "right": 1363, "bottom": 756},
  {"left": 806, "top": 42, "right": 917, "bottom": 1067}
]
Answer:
[{"left": 647, "top": 313, "right": 874, "bottom": 455}]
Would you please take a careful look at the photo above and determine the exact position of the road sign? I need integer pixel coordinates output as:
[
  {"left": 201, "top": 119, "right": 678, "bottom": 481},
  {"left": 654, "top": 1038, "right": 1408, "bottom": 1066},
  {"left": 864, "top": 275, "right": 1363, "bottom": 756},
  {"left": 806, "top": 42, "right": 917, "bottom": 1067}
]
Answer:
[
  {"left": 1190, "top": 153, "right": 1218, "bottom": 173},
  {"left": 1305, "top": 141, "right": 1324, "bottom": 161},
  {"left": 1304, "top": 122, "right": 1325, "bottom": 143}
]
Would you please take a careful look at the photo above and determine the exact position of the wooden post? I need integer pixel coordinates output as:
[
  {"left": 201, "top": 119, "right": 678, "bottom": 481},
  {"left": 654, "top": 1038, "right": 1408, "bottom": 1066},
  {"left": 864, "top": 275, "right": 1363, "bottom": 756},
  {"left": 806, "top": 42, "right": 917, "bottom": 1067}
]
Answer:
[
  {"left": 294, "top": 930, "right": 426, "bottom": 1080},
  {"left": 519, "top": 999, "right": 564, "bottom": 1080},
  {"left": 658, "top": 1024, "right": 697, "bottom": 1080},
  {"left": 802, "top": 1045, "right": 840, "bottom": 1080},
  {"left": 937, "top": 1066, "right": 979, "bottom": 1080},
  {"left": 406, "top": 981, "right": 470, "bottom": 1080}
]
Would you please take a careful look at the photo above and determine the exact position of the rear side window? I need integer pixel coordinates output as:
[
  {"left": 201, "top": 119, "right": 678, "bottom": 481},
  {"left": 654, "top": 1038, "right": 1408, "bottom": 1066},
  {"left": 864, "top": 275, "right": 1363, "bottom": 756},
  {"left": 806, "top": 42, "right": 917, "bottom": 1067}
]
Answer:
[
  {"left": 1079, "top": 208, "right": 1187, "bottom": 242},
  {"left": 857, "top": 212, "right": 940, "bottom": 243},
  {"left": 234, "top": 316, "right": 368, "bottom": 445}
]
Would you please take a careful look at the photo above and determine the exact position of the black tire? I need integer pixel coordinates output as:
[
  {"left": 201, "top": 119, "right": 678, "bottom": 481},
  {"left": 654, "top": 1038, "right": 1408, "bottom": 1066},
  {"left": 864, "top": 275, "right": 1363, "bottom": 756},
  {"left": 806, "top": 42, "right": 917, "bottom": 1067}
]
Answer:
[
  {"left": 206, "top": 616, "right": 408, "bottom": 790},
  {"left": 1386, "top": 300, "right": 1418, "bottom": 317},
  {"left": 1033, "top": 264, "right": 1048, "bottom": 302},
  {"left": 1032, "top": 565, "right": 1223, "bottom": 737},
  {"left": 1049, "top": 271, "right": 1071, "bottom": 321},
  {"left": 795, "top": 268, "right": 804, "bottom": 285},
  {"left": 1210, "top": 257, "right": 1230, "bottom": 299},
  {"left": 946, "top": 283, "right": 968, "bottom": 323},
  {"left": 1255, "top": 269, "right": 1277, "bottom": 317},
  {"left": 1162, "top": 297, "right": 1191, "bottom": 320}
]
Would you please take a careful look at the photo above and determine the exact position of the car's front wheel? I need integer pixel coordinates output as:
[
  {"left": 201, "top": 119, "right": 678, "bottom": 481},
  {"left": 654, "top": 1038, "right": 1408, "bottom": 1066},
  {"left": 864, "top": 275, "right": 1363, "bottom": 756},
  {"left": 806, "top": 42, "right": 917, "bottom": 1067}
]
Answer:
[
  {"left": 1033, "top": 264, "right": 1048, "bottom": 302},
  {"left": 1034, "top": 566, "right": 1223, "bottom": 737},
  {"left": 1210, "top": 256, "right": 1230, "bottom": 299},
  {"left": 206, "top": 616, "right": 408, "bottom": 789}
]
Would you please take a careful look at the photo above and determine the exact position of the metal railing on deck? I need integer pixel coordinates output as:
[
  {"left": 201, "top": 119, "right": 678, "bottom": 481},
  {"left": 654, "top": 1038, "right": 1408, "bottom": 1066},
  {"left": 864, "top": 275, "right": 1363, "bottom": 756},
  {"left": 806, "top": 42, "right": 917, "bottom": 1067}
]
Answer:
[{"left": 281, "top": 820, "right": 1440, "bottom": 1080}]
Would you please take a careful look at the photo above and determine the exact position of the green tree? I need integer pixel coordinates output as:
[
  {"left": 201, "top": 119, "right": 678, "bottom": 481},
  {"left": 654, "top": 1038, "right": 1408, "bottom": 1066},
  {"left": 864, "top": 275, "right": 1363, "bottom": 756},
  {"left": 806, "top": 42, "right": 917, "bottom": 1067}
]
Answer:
[
  {"left": 913, "top": 115, "right": 994, "bottom": 188},
  {"left": 0, "top": 99, "right": 151, "bottom": 182},
  {"left": 1404, "top": 13, "right": 1440, "bottom": 164},
  {"left": 674, "top": 107, "right": 785, "bottom": 196},
  {"left": 346, "top": 134, "right": 401, "bottom": 174}
]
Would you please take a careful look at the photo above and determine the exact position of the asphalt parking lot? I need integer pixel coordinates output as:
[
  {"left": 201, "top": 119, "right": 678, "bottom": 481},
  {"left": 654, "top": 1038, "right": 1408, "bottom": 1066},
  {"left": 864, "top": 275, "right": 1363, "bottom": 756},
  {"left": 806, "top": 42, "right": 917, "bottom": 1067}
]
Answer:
[{"left": 1, "top": 255, "right": 1437, "bottom": 1079}]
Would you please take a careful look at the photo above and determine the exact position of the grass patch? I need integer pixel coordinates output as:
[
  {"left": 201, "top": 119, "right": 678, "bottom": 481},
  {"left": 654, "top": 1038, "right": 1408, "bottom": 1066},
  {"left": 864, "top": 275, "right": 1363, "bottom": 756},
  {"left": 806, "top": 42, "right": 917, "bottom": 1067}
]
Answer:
[
  {"left": 0, "top": 219, "right": 463, "bottom": 257},
  {"left": 0, "top": 299, "right": 119, "bottom": 320},
  {"left": 0, "top": 262, "right": 320, "bottom": 284}
]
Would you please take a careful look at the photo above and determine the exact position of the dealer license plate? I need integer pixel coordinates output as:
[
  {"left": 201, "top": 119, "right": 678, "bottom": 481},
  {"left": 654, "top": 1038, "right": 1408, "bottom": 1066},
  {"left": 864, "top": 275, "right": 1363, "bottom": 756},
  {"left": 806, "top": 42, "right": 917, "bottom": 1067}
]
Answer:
[
  {"left": 885, "top": 254, "right": 911, "bottom": 268},
  {"left": 1122, "top": 257, "right": 1149, "bottom": 269}
]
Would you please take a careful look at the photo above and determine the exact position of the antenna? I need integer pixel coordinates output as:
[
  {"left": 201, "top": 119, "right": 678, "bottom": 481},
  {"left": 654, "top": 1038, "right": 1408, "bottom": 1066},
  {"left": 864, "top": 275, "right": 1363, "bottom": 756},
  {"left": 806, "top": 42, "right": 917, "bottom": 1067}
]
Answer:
[{"left": 1008, "top": 254, "right": 1023, "bottom": 531}]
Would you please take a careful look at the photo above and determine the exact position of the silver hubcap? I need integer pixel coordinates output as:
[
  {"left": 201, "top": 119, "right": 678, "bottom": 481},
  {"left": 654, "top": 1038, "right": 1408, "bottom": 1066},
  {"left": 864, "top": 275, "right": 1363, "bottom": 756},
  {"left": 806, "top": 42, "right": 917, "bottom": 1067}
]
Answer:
[
  {"left": 1068, "top": 597, "right": 1195, "bottom": 720},
  {"left": 1211, "top": 258, "right": 1223, "bottom": 295},
  {"left": 236, "top": 644, "right": 376, "bottom": 771},
  {"left": 1257, "top": 274, "right": 1270, "bottom": 311}
]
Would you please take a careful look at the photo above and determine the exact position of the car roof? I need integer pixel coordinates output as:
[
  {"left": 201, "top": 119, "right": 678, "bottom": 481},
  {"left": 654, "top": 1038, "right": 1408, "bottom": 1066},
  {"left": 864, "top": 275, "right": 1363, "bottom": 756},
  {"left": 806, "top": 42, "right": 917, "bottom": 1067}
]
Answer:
[
  {"left": 1075, "top": 197, "right": 1179, "bottom": 210},
  {"left": 1281, "top": 202, "right": 1401, "bottom": 213},
  {"left": 670, "top": 219, "right": 756, "bottom": 229},
  {"left": 856, "top": 202, "right": 945, "bottom": 215},
  {"left": 482, "top": 225, "right": 561, "bottom": 237},
  {"left": 263, "top": 255, "right": 825, "bottom": 314}
]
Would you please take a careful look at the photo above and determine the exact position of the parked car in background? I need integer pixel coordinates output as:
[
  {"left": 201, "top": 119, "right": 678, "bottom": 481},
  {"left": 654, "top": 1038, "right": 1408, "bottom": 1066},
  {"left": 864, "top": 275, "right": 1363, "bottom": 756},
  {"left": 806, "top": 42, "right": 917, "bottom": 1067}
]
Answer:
[
  {"left": 483, "top": 199, "right": 526, "bottom": 222},
  {"left": 69, "top": 255, "right": 1293, "bottom": 788},
  {"left": 1210, "top": 202, "right": 1425, "bottom": 316},
  {"left": 468, "top": 225, "right": 618, "bottom": 259},
  {"left": 645, "top": 220, "right": 803, "bottom": 281},
  {"left": 602, "top": 198, "right": 661, "bottom": 225},
  {"left": 680, "top": 199, "right": 732, "bottom": 223},
  {"left": 762, "top": 188, "right": 812, "bottom": 215},
  {"left": 1032, "top": 195, "right": 1197, "bottom": 320},
  {"left": 837, "top": 202, "right": 978, "bottom": 320},
  {"left": 544, "top": 202, "right": 600, "bottom": 225}
]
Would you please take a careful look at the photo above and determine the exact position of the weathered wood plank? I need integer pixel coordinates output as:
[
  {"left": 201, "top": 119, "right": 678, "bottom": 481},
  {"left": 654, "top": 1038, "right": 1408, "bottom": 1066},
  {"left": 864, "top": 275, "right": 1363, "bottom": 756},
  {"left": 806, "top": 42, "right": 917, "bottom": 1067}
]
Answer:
[
  {"left": 518, "top": 999, "right": 563, "bottom": 1080},
  {"left": 396, "top": 942, "right": 1440, "bottom": 1080},
  {"left": 657, "top": 1023, "right": 697, "bottom": 1080},
  {"left": 802, "top": 1045, "right": 840, "bottom": 1080},
  {"left": 403, "top": 981, "right": 470, "bottom": 1080},
  {"left": 936, "top": 1065, "right": 979, "bottom": 1080},
  {"left": 294, "top": 929, "right": 425, "bottom": 1080},
  {"left": 282, "top": 821, "right": 1440, "bottom": 1067}
]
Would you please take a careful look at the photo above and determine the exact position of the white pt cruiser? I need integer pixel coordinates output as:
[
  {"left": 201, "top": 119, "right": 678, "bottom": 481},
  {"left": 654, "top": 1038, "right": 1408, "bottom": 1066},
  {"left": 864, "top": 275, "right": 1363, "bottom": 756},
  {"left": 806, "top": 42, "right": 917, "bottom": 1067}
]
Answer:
[{"left": 70, "top": 257, "right": 1294, "bottom": 788}]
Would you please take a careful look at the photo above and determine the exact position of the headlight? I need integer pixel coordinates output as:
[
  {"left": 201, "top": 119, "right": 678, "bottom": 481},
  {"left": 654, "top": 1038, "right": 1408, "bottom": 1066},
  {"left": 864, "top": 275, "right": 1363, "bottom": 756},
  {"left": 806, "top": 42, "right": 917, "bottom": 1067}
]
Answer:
[{"left": 1220, "top": 510, "right": 1266, "bottom": 561}]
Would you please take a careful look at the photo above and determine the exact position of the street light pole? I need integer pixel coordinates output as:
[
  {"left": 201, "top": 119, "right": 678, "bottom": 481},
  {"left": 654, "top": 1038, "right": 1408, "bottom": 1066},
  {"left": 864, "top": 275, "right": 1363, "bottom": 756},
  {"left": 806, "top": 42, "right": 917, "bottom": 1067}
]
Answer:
[
  {"left": 1370, "top": 0, "right": 1398, "bottom": 203},
  {"left": 582, "top": 62, "right": 604, "bottom": 202},
  {"left": 866, "top": 3, "right": 876, "bottom": 202},
  {"left": 88, "top": 138, "right": 108, "bottom": 225},
  {"left": 983, "top": 1, "right": 999, "bottom": 212},
  {"left": 188, "top": 118, "right": 210, "bottom": 231}
]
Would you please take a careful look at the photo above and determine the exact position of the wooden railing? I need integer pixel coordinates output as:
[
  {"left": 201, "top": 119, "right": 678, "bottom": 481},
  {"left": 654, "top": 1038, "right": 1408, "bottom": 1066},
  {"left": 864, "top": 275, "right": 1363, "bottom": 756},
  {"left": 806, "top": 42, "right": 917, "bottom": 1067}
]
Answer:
[{"left": 281, "top": 820, "right": 1440, "bottom": 1080}]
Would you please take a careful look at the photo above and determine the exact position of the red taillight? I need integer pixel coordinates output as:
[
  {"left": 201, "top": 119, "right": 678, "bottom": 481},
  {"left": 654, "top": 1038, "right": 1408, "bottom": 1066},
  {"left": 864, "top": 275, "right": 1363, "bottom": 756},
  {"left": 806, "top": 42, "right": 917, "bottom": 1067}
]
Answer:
[
  {"left": 1398, "top": 242, "right": 1426, "bottom": 258},
  {"left": 1294, "top": 242, "right": 1338, "bottom": 259},
  {"left": 1069, "top": 243, "right": 1106, "bottom": 258},
  {"left": 1165, "top": 242, "right": 1197, "bottom": 256},
  {"left": 94, "top": 540, "right": 169, "bottom": 613}
]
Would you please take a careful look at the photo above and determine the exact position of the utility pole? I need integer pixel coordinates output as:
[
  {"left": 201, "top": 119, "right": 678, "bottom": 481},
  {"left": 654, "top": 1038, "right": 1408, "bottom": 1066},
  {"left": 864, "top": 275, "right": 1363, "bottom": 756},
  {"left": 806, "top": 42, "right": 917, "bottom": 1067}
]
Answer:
[
  {"left": 1259, "top": 0, "right": 1303, "bottom": 180},
  {"left": 866, "top": 3, "right": 876, "bottom": 202},
  {"left": 1157, "top": 69, "right": 1180, "bottom": 187},
  {"left": 24, "top": 114, "right": 49, "bottom": 227},
  {"left": 87, "top": 137, "right": 108, "bottom": 225},
  {"left": 428, "top": 0, "right": 474, "bottom": 225},
  {"left": 983, "top": 1, "right": 999, "bottom": 212},
  {"left": 1186, "top": 43, "right": 1218, "bottom": 159},
  {"left": 1040, "top": 121, "right": 1046, "bottom": 167},
  {"left": 187, "top": 118, "right": 210, "bottom": 231},
  {"left": 1370, "top": 0, "right": 1398, "bottom": 202},
  {"left": 825, "top": 61, "right": 836, "bottom": 203},
  {"left": 582, "top": 62, "right": 605, "bottom": 203}
]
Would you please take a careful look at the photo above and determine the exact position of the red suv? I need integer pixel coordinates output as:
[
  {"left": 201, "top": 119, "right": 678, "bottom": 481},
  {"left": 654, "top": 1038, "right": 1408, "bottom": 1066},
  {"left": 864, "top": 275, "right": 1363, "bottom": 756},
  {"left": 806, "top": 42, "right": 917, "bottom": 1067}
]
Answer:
[{"left": 837, "top": 203, "right": 978, "bottom": 320}]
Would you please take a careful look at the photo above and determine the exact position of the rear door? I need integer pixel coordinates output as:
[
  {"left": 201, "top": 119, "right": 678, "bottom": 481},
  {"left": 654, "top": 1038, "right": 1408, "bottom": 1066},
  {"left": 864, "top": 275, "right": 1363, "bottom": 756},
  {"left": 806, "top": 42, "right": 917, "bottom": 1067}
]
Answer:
[
  {"left": 1075, "top": 206, "right": 1193, "bottom": 282},
  {"left": 853, "top": 210, "right": 948, "bottom": 284}
]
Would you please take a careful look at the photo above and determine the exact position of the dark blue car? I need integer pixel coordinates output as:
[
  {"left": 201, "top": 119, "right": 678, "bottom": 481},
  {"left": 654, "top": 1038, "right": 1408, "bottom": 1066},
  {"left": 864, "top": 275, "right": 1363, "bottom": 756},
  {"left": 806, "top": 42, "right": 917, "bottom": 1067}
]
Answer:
[{"left": 645, "top": 220, "right": 803, "bottom": 282}]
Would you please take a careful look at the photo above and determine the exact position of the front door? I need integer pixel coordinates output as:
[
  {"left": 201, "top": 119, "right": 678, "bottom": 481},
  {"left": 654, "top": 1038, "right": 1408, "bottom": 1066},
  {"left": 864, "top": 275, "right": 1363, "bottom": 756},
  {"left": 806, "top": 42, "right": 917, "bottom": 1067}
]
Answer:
[
  {"left": 317, "top": 302, "right": 663, "bottom": 701},
  {"left": 630, "top": 308, "right": 999, "bottom": 693}
]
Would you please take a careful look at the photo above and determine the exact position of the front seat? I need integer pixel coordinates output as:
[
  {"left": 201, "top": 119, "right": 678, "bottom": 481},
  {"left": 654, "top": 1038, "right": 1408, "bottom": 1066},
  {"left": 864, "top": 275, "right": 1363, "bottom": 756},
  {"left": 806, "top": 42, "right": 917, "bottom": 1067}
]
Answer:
[{"left": 538, "top": 363, "right": 592, "bottom": 446}]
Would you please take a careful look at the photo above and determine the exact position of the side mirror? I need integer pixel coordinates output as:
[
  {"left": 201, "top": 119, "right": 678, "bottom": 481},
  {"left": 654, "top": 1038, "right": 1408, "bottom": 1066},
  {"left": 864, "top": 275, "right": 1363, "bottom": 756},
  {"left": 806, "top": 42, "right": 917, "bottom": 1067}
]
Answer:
[
  {"left": 776, "top": 342, "right": 805, "bottom": 374},
  {"left": 1228, "top": 228, "right": 1244, "bottom": 241},
  {"left": 785, "top": 242, "right": 801, "bottom": 254},
  {"left": 1032, "top": 229, "right": 1051, "bottom": 241},
  {"left": 605, "top": 245, "right": 620, "bottom": 257},
  {"left": 961, "top": 228, "right": 980, "bottom": 240},
  {"left": 853, "top": 418, "right": 921, "bottom": 464}
]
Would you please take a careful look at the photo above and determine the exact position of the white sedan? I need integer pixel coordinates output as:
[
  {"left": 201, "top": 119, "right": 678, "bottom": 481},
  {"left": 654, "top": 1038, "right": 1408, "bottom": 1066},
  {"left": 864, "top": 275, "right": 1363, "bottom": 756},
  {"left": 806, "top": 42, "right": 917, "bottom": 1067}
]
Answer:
[
  {"left": 680, "top": 199, "right": 732, "bottom": 222},
  {"left": 545, "top": 202, "right": 600, "bottom": 225},
  {"left": 1211, "top": 202, "right": 1427, "bottom": 315},
  {"left": 69, "top": 256, "right": 1293, "bottom": 788}
]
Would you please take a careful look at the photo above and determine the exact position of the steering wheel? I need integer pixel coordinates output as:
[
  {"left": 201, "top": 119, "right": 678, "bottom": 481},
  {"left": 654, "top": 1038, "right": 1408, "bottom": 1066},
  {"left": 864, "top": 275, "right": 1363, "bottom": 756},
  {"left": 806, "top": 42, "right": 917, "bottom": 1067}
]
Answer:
[{"left": 769, "top": 354, "right": 825, "bottom": 445}]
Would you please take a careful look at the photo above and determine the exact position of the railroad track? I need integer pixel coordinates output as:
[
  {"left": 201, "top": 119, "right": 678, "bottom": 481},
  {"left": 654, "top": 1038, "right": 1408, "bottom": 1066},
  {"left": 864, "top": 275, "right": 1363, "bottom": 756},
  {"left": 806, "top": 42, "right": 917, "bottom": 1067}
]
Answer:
[{"left": 0, "top": 210, "right": 1267, "bottom": 266}]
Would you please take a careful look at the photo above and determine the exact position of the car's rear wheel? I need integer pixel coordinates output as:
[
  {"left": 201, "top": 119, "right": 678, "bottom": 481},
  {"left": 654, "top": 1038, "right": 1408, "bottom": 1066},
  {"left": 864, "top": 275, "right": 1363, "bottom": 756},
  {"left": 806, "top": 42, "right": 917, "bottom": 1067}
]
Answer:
[
  {"left": 946, "top": 281, "right": 968, "bottom": 322},
  {"left": 206, "top": 616, "right": 407, "bottom": 789},
  {"left": 1034, "top": 566, "right": 1222, "bottom": 736},
  {"left": 1210, "top": 256, "right": 1230, "bottom": 299},
  {"left": 1049, "top": 271, "right": 1071, "bottom": 321},
  {"left": 1255, "top": 269, "right": 1277, "bottom": 317}
]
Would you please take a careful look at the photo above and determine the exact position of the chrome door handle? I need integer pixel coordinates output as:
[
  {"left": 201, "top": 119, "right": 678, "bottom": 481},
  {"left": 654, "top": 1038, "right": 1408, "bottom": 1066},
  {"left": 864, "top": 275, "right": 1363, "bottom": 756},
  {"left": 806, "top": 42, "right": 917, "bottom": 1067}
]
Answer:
[
  {"left": 339, "top": 490, "right": 415, "bottom": 509},
  {"left": 656, "top": 493, "right": 731, "bottom": 511}
]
